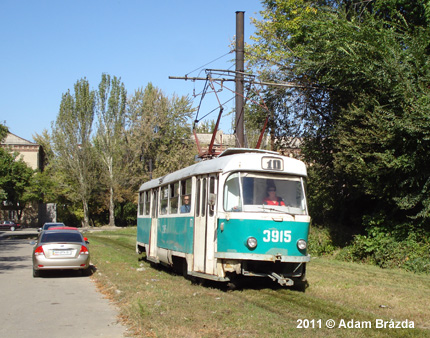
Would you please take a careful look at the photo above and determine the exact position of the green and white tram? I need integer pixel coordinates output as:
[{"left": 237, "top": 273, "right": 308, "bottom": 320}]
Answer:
[{"left": 136, "top": 148, "right": 310, "bottom": 288}]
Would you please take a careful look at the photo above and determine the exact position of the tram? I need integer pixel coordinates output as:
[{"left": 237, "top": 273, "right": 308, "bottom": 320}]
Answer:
[{"left": 136, "top": 148, "right": 310, "bottom": 288}]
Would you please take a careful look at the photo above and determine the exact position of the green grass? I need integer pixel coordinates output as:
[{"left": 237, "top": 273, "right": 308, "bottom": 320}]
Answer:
[{"left": 86, "top": 228, "right": 430, "bottom": 337}]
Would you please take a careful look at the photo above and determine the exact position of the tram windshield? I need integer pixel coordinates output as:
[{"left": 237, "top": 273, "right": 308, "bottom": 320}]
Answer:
[{"left": 223, "top": 172, "right": 307, "bottom": 215}]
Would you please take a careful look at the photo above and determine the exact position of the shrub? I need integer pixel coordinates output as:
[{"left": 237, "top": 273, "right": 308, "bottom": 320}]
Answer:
[
  {"left": 308, "top": 225, "right": 337, "bottom": 256},
  {"left": 336, "top": 226, "right": 430, "bottom": 274}
]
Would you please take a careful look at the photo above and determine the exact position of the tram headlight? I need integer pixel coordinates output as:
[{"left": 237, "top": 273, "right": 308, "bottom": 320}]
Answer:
[
  {"left": 297, "top": 239, "right": 307, "bottom": 251},
  {"left": 246, "top": 237, "right": 258, "bottom": 249}
]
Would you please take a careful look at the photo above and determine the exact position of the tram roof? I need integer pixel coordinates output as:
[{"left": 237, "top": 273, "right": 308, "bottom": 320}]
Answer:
[{"left": 138, "top": 148, "right": 307, "bottom": 191}]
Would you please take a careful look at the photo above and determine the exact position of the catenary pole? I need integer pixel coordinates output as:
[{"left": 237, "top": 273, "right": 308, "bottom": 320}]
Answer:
[{"left": 235, "top": 11, "right": 245, "bottom": 148}]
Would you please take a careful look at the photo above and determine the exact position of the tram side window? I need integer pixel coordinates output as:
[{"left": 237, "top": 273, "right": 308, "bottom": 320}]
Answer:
[
  {"left": 138, "top": 192, "right": 144, "bottom": 215},
  {"left": 144, "top": 191, "right": 150, "bottom": 215},
  {"left": 152, "top": 189, "right": 158, "bottom": 217},
  {"left": 209, "top": 177, "right": 215, "bottom": 217},
  {"left": 160, "top": 186, "right": 168, "bottom": 215},
  {"left": 169, "top": 182, "right": 179, "bottom": 214},
  {"left": 202, "top": 178, "right": 207, "bottom": 217},
  {"left": 180, "top": 179, "right": 192, "bottom": 214},
  {"left": 196, "top": 179, "right": 201, "bottom": 216}
]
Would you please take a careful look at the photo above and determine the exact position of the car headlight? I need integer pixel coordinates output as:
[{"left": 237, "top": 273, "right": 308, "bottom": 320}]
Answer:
[
  {"left": 246, "top": 237, "right": 258, "bottom": 249},
  {"left": 297, "top": 239, "right": 307, "bottom": 250}
]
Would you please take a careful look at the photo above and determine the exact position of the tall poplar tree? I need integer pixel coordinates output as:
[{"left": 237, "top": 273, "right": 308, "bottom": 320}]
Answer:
[
  {"left": 51, "top": 78, "right": 96, "bottom": 227},
  {"left": 95, "top": 74, "right": 127, "bottom": 227}
]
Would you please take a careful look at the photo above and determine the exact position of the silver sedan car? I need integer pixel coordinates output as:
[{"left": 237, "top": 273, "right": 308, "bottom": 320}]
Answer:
[{"left": 32, "top": 229, "right": 91, "bottom": 277}]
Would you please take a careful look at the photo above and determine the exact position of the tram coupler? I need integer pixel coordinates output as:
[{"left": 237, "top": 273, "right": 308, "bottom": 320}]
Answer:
[{"left": 269, "top": 272, "right": 294, "bottom": 286}]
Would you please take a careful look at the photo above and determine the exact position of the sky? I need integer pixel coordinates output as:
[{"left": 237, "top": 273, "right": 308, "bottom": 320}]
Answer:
[{"left": 1, "top": 0, "right": 264, "bottom": 142}]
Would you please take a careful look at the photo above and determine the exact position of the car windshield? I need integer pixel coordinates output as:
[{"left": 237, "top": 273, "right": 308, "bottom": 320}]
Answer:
[
  {"left": 223, "top": 172, "right": 308, "bottom": 215},
  {"left": 41, "top": 232, "right": 83, "bottom": 243}
]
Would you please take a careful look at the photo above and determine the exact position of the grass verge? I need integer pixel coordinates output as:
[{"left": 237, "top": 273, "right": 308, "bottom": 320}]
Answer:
[{"left": 86, "top": 228, "right": 430, "bottom": 337}]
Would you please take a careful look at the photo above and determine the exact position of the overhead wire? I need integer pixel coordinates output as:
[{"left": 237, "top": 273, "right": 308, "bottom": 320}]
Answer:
[
  {"left": 184, "top": 53, "right": 273, "bottom": 137},
  {"left": 185, "top": 50, "right": 234, "bottom": 77},
  {"left": 196, "top": 96, "right": 236, "bottom": 123},
  {"left": 186, "top": 51, "right": 235, "bottom": 125},
  {"left": 193, "top": 78, "right": 209, "bottom": 128}
]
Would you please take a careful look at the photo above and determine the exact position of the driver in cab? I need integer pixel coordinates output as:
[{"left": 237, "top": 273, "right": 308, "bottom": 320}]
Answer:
[{"left": 263, "top": 186, "right": 285, "bottom": 206}]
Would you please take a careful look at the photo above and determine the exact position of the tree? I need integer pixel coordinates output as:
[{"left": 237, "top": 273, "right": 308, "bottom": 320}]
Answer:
[
  {"left": 0, "top": 123, "right": 7, "bottom": 141},
  {"left": 95, "top": 74, "right": 127, "bottom": 227},
  {"left": 51, "top": 78, "right": 96, "bottom": 227},
  {"left": 195, "top": 120, "right": 216, "bottom": 133},
  {"left": 126, "top": 83, "right": 195, "bottom": 188},
  {"left": 0, "top": 123, "right": 8, "bottom": 201},
  {"left": 33, "top": 129, "right": 54, "bottom": 170},
  {"left": 249, "top": 0, "right": 430, "bottom": 233},
  {"left": 0, "top": 148, "right": 34, "bottom": 220}
]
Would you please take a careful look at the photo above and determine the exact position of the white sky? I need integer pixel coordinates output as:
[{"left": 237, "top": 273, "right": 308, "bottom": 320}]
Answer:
[{"left": 1, "top": 0, "right": 263, "bottom": 141}]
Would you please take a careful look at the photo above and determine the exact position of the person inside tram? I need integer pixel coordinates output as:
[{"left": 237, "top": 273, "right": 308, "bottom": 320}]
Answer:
[
  {"left": 263, "top": 186, "right": 286, "bottom": 206},
  {"left": 180, "top": 195, "right": 191, "bottom": 213}
]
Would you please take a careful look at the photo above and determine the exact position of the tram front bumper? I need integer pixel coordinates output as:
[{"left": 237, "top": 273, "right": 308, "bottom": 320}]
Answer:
[{"left": 215, "top": 252, "right": 310, "bottom": 263}]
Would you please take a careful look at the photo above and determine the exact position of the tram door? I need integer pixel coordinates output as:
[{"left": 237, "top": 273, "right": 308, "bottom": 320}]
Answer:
[
  {"left": 148, "top": 188, "right": 158, "bottom": 260},
  {"left": 193, "top": 175, "right": 217, "bottom": 274}
]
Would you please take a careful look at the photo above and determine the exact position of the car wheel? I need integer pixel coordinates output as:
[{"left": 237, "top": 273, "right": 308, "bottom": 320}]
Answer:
[
  {"left": 10, "top": 226, "right": 16, "bottom": 231},
  {"left": 33, "top": 268, "right": 40, "bottom": 278}
]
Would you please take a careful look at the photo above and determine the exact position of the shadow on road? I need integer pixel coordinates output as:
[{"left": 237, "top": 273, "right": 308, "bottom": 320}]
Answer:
[
  {"left": 36, "top": 265, "right": 97, "bottom": 278},
  {"left": 0, "top": 237, "right": 33, "bottom": 273}
]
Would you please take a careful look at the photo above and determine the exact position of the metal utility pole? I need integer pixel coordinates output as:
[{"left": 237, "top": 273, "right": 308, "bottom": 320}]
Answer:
[{"left": 235, "top": 11, "right": 245, "bottom": 148}]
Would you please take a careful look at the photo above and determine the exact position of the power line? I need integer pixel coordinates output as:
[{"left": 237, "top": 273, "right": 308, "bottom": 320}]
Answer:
[
  {"left": 185, "top": 51, "right": 234, "bottom": 77},
  {"left": 196, "top": 96, "right": 236, "bottom": 123}
]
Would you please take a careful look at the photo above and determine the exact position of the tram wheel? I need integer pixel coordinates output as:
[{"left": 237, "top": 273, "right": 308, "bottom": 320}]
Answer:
[
  {"left": 181, "top": 259, "right": 188, "bottom": 278},
  {"left": 172, "top": 257, "right": 188, "bottom": 277},
  {"left": 226, "top": 277, "right": 243, "bottom": 291},
  {"left": 291, "top": 278, "right": 308, "bottom": 292},
  {"left": 227, "top": 282, "right": 238, "bottom": 290}
]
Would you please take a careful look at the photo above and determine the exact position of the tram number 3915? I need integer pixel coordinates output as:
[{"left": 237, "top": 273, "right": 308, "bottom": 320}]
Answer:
[{"left": 263, "top": 230, "right": 292, "bottom": 243}]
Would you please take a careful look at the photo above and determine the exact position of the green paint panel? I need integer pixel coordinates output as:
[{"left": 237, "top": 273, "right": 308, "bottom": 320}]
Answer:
[
  {"left": 217, "top": 218, "right": 309, "bottom": 257},
  {"left": 157, "top": 216, "right": 194, "bottom": 254},
  {"left": 137, "top": 218, "right": 151, "bottom": 244}
]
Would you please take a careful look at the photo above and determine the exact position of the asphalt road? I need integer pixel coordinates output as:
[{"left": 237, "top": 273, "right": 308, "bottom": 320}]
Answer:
[{"left": 0, "top": 231, "right": 126, "bottom": 338}]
